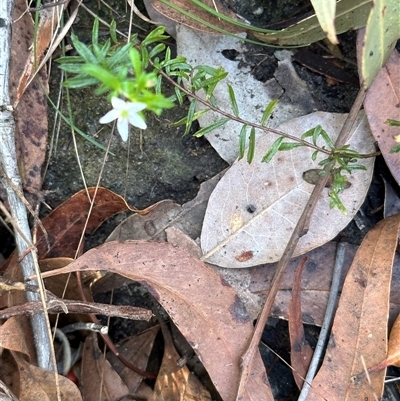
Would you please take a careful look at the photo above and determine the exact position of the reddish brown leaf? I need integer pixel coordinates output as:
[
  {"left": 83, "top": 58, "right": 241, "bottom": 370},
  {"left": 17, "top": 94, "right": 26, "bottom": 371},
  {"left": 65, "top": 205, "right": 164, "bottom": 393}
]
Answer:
[
  {"left": 81, "top": 333, "right": 129, "bottom": 401},
  {"left": 364, "top": 50, "right": 400, "bottom": 184},
  {"left": 13, "top": 352, "right": 82, "bottom": 401},
  {"left": 41, "top": 241, "right": 274, "bottom": 401},
  {"left": 307, "top": 214, "right": 400, "bottom": 401},
  {"left": 36, "top": 187, "right": 146, "bottom": 259},
  {"left": 288, "top": 257, "right": 313, "bottom": 390}
]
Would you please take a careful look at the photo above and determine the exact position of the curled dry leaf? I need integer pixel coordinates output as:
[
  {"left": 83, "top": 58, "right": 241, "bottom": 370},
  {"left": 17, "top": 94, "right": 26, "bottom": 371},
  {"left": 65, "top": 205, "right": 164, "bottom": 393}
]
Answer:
[
  {"left": 40, "top": 240, "right": 274, "bottom": 401},
  {"left": 307, "top": 214, "right": 400, "bottom": 401},
  {"left": 201, "top": 111, "right": 375, "bottom": 268}
]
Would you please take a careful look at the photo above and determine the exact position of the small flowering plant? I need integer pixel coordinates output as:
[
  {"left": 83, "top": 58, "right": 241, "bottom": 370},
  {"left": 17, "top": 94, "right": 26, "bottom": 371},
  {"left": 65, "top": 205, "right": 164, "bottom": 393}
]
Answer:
[{"left": 57, "top": 19, "right": 228, "bottom": 143}]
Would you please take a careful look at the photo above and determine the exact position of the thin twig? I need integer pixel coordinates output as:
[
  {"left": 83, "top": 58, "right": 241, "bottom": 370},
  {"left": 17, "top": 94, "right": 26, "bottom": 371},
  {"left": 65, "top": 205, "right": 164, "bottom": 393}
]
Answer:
[
  {"left": 298, "top": 241, "right": 347, "bottom": 400},
  {"left": 235, "top": 87, "right": 367, "bottom": 400}
]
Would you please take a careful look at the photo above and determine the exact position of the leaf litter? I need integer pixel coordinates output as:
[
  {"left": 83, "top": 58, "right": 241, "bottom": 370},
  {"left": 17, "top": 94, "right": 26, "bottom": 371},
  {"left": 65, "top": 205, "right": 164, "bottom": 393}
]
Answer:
[{"left": 0, "top": 0, "right": 400, "bottom": 399}]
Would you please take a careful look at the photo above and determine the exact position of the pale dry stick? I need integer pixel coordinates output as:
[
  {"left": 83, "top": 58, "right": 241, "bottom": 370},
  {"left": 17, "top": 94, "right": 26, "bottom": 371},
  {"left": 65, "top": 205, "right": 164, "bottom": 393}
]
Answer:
[
  {"left": 0, "top": 0, "right": 59, "bottom": 385},
  {"left": 297, "top": 241, "right": 347, "bottom": 401},
  {"left": 235, "top": 87, "right": 367, "bottom": 400}
]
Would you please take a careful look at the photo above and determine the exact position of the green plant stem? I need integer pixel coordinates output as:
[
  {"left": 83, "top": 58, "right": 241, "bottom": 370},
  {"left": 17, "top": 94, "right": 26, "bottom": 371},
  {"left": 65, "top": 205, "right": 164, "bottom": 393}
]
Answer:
[{"left": 157, "top": 67, "right": 375, "bottom": 159}]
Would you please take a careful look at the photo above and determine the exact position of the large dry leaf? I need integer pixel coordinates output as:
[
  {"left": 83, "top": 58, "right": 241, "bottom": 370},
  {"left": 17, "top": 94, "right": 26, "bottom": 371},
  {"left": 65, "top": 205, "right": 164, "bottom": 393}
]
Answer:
[
  {"left": 40, "top": 241, "right": 274, "bottom": 401},
  {"left": 201, "top": 111, "right": 375, "bottom": 268},
  {"left": 364, "top": 50, "right": 400, "bottom": 184},
  {"left": 13, "top": 352, "right": 82, "bottom": 401},
  {"left": 177, "top": 26, "right": 316, "bottom": 163},
  {"left": 307, "top": 214, "right": 400, "bottom": 401}
]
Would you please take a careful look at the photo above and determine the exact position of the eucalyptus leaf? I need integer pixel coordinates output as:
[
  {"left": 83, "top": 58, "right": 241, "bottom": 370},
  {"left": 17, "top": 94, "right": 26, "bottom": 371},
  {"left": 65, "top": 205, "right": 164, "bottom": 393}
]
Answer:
[
  {"left": 361, "top": 0, "right": 400, "bottom": 88},
  {"left": 201, "top": 111, "right": 375, "bottom": 268},
  {"left": 310, "top": 0, "right": 338, "bottom": 44}
]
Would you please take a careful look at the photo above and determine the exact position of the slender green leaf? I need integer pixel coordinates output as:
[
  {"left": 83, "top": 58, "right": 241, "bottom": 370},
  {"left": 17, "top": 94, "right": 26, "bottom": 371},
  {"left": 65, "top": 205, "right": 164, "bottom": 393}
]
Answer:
[
  {"left": 312, "top": 150, "right": 319, "bottom": 161},
  {"left": 110, "top": 20, "right": 118, "bottom": 44},
  {"left": 81, "top": 64, "right": 121, "bottom": 90},
  {"left": 71, "top": 34, "right": 97, "bottom": 64},
  {"left": 193, "top": 118, "right": 229, "bottom": 137},
  {"left": 247, "top": 128, "right": 256, "bottom": 163},
  {"left": 92, "top": 18, "right": 99, "bottom": 47},
  {"left": 312, "top": 125, "right": 322, "bottom": 145},
  {"left": 171, "top": 109, "right": 209, "bottom": 127},
  {"left": 329, "top": 190, "right": 347, "bottom": 214},
  {"left": 183, "top": 100, "right": 197, "bottom": 136},
  {"left": 227, "top": 84, "right": 239, "bottom": 117},
  {"left": 390, "top": 144, "right": 400, "bottom": 152},
  {"left": 278, "top": 142, "right": 304, "bottom": 151},
  {"left": 386, "top": 119, "right": 400, "bottom": 126},
  {"left": 262, "top": 137, "right": 284, "bottom": 163},
  {"left": 238, "top": 125, "right": 248, "bottom": 160},
  {"left": 260, "top": 99, "right": 279, "bottom": 126},
  {"left": 318, "top": 128, "right": 335, "bottom": 148}
]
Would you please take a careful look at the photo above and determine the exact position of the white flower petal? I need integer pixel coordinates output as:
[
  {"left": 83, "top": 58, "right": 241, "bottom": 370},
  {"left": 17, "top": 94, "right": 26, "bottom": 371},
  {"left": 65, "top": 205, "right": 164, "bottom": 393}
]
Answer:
[
  {"left": 128, "top": 113, "right": 147, "bottom": 129},
  {"left": 111, "top": 97, "right": 126, "bottom": 110},
  {"left": 99, "top": 109, "right": 120, "bottom": 124},
  {"left": 127, "top": 102, "right": 147, "bottom": 113},
  {"left": 117, "top": 118, "right": 129, "bottom": 141}
]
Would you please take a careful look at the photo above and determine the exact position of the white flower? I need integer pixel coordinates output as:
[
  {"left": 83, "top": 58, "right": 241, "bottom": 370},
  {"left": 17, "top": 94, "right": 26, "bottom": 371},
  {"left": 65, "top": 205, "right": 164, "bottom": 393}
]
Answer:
[{"left": 99, "top": 97, "right": 147, "bottom": 141}]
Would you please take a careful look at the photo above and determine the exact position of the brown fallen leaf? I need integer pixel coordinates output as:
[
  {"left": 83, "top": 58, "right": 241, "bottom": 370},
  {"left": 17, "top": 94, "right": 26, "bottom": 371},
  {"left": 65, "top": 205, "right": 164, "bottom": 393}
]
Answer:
[
  {"left": 40, "top": 240, "right": 274, "bottom": 401},
  {"left": 107, "top": 327, "right": 159, "bottom": 394},
  {"left": 307, "top": 214, "right": 400, "bottom": 401},
  {"left": 0, "top": 317, "right": 31, "bottom": 357},
  {"left": 36, "top": 187, "right": 150, "bottom": 259},
  {"left": 152, "top": 323, "right": 211, "bottom": 401},
  {"left": 12, "top": 351, "right": 82, "bottom": 401},
  {"left": 288, "top": 258, "right": 313, "bottom": 390},
  {"left": 81, "top": 333, "right": 129, "bottom": 401},
  {"left": 364, "top": 49, "right": 400, "bottom": 185}
]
